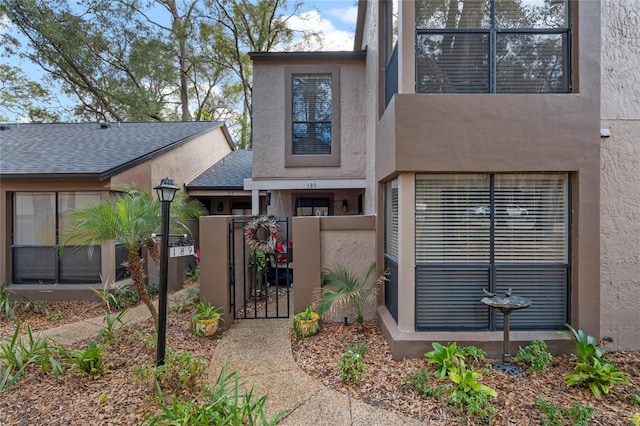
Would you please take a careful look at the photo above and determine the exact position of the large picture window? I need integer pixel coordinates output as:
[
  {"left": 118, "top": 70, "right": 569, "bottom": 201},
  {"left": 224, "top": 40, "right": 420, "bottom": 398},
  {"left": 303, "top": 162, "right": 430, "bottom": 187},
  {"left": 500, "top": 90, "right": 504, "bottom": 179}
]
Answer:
[
  {"left": 415, "top": 174, "right": 569, "bottom": 331},
  {"left": 285, "top": 67, "right": 340, "bottom": 167},
  {"left": 12, "top": 192, "right": 102, "bottom": 284},
  {"left": 415, "top": 0, "right": 571, "bottom": 93}
]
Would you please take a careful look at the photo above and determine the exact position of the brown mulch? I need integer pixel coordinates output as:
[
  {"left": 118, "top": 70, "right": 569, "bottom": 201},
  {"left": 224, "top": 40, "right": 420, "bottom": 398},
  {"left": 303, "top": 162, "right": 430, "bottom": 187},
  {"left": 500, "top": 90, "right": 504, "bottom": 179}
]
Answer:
[
  {"left": 292, "top": 321, "right": 640, "bottom": 425},
  {"left": 0, "top": 297, "right": 638, "bottom": 425}
]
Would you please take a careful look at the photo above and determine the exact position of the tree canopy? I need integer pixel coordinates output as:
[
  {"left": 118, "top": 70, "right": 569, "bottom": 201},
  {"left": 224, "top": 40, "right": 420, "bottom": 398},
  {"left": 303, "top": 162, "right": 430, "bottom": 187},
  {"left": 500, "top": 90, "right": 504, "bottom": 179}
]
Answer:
[{"left": 1, "top": 0, "right": 313, "bottom": 146}]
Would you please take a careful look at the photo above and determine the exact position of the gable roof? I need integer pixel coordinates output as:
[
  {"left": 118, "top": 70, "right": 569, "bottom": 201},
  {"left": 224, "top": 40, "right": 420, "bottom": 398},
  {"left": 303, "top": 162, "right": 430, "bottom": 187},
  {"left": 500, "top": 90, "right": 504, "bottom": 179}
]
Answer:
[
  {"left": 0, "top": 121, "right": 231, "bottom": 180},
  {"left": 186, "top": 150, "right": 252, "bottom": 190}
]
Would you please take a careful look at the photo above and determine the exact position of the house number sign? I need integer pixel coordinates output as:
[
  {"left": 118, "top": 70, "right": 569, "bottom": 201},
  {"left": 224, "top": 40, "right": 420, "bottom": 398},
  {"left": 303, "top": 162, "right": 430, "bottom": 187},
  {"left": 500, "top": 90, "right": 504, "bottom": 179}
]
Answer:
[{"left": 169, "top": 245, "right": 195, "bottom": 258}]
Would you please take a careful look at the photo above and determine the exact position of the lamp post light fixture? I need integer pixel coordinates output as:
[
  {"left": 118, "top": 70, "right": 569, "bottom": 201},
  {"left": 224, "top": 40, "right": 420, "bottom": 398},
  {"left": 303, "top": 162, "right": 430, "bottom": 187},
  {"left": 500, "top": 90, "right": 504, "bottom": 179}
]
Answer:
[{"left": 154, "top": 177, "right": 179, "bottom": 366}]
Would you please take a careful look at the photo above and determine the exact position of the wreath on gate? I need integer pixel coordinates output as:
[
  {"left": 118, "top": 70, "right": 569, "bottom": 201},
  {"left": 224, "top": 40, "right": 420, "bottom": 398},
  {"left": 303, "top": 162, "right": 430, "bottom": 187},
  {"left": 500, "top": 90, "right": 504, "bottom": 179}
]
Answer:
[{"left": 244, "top": 216, "right": 279, "bottom": 253}]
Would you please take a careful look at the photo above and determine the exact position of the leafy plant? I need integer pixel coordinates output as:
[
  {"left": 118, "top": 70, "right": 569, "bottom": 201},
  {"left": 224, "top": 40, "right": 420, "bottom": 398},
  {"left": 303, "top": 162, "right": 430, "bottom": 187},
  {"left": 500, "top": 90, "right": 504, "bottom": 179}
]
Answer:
[
  {"left": 46, "top": 309, "right": 65, "bottom": 321},
  {"left": 248, "top": 250, "right": 267, "bottom": 273},
  {"left": 316, "top": 261, "right": 388, "bottom": 330},
  {"left": 98, "top": 309, "right": 129, "bottom": 345},
  {"left": 449, "top": 364, "right": 497, "bottom": 398},
  {"left": 0, "top": 282, "right": 16, "bottom": 320},
  {"left": 134, "top": 350, "right": 205, "bottom": 395},
  {"left": 560, "top": 324, "right": 604, "bottom": 363},
  {"left": 0, "top": 323, "right": 65, "bottom": 392},
  {"left": 291, "top": 306, "right": 320, "bottom": 342},
  {"left": 60, "top": 340, "right": 105, "bottom": 379},
  {"left": 338, "top": 343, "right": 368, "bottom": 383},
  {"left": 513, "top": 340, "right": 552, "bottom": 372},
  {"left": 447, "top": 390, "right": 495, "bottom": 424},
  {"left": 632, "top": 389, "right": 640, "bottom": 407},
  {"left": 535, "top": 398, "right": 593, "bottom": 426},
  {"left": 629, "top": 413, "right": 640, "bottom": 426},
  {"left": 564, "top": 356, "right": 631, "bottom": 399},
  {"left": 457, "top": 345, "right": 487, "bottom": 364},
  {"left": 91, "top": 280, "right": 139, "bottom": 312},
  {"left": 402, "top": 366, "right": 447, "bottom": 399},
  {"left": 191, "top": 301, "right": 223, "bottom": 321},
  {"left": 425, "top": 342, "right": 465, "bottom": 380},
  {"left": 143, "top": 359, "right": 285, "bottom": 425}
]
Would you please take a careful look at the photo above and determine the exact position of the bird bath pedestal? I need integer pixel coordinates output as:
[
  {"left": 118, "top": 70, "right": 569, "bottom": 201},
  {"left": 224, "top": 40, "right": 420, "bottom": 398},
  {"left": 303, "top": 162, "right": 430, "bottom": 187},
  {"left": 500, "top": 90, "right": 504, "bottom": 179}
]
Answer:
[{"left": 481, "top": 291, "right": 533, "bottom": 376}]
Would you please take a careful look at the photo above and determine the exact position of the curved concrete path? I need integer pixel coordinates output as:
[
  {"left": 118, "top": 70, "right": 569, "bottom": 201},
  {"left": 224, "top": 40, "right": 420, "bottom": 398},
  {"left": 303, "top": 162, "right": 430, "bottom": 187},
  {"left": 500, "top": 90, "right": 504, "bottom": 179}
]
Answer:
[{"left": 30, "top": 287, "right": 420, "bottom": 425}]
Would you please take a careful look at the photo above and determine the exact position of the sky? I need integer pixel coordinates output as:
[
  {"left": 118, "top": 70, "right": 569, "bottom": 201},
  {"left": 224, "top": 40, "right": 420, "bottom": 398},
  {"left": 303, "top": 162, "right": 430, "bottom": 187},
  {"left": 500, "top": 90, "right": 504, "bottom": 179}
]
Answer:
[{"left": 0, "top": 0, "right": 359, "bottom": 122}]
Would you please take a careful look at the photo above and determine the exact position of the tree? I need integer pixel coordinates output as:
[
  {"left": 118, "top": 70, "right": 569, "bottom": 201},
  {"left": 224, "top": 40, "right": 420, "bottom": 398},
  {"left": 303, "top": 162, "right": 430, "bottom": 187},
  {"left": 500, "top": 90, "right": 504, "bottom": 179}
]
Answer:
[
  {"left": 316, "top": 261, "right": 389, "bottom": 331},
  {"left": 62, "top": 186, "right": 206, "bottom": 332},
  {"left": 0, "top": 64, "right": 59, "bottom": 122}
]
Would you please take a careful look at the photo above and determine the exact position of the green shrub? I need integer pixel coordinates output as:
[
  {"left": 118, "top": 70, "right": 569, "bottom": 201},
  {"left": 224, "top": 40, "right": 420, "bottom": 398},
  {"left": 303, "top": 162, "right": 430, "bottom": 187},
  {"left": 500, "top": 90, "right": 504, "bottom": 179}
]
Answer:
[
  {"left": 447, "top": 390, "right": 495, "bottom": 424},
  {"left": 134, "top": 350, "right": 206, "bottom": 395},
  {"left": 513, "top": 340, "right": 552, "bottom": 372},
  {"left": 143, "top": 359, "right": 285, "bottom": 425},
  {"left": 338, "top": 343, "right": 368, "bottom": 383},
  {"left": 92, "top": 281, "right": 140, "bottom": 312},
  {"left": 560, "top": 324, "right": 604, "bottom": 363},
  {"left": 59, "top": 340, "right": 105, "bottom": 379},
  {"left": 98, "top": 309, "right": 129, "bottom": 345},
  {"left": 457, "top": 345, "right": 487, "bottom": 364},
  {"left": 402, "top": 366, "right": 447, "bottom": 399},
  {"left": 535, "top": 398, "right": 593, "bottom": 426},
  {"left": 425, "top": 342, "right": 465, "bottom": 380},
  {"left": 564, "top": 357, "right": 631, "bottom": 399},
  {"left": 631, "top": 389, "right": 640, "bottom": 407},
  {"left": 0, "top": 283, "right": 17, "bottom": 320},
  {"left": 0, "top": 323, "right": 66, "bottom": 392}
]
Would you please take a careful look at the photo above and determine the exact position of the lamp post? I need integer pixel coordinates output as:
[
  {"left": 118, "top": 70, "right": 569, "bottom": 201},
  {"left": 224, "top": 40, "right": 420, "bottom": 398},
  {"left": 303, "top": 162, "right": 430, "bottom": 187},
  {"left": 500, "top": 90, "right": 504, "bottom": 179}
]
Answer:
[{"left": 154, "top": 177, "right": 178, "bottom": 366}]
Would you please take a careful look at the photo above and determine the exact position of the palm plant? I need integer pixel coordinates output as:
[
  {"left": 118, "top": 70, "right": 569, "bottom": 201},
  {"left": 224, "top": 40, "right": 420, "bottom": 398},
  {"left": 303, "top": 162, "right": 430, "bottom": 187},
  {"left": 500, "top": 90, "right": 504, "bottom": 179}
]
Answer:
[
  {"left": 61, "top": 185, "right": 206, "bottom": 332},
  {"left": 316, "top": 261, "right": 388, "bottom": 330}
]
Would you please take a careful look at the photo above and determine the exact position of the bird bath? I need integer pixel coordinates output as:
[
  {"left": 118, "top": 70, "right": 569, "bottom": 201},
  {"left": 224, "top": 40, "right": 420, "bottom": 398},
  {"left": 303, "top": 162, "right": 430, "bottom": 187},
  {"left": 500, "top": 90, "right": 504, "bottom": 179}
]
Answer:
[{"left": 481, "top": 290, "right": 533, "bottom": 376}]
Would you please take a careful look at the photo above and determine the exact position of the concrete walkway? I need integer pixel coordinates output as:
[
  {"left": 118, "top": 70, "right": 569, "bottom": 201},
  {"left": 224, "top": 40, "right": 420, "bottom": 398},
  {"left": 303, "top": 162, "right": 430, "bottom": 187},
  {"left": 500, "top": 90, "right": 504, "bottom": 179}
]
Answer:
[{"left": 34, "top": 287, "right": 420, "bottom": 425}]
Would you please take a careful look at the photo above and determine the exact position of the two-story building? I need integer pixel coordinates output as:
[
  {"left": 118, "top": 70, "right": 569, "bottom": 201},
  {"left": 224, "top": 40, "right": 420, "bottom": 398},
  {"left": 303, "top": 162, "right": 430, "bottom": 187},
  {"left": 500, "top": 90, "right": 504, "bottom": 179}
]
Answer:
[{"left": 247, "top": 0, "right": 612, "bottom": 359}]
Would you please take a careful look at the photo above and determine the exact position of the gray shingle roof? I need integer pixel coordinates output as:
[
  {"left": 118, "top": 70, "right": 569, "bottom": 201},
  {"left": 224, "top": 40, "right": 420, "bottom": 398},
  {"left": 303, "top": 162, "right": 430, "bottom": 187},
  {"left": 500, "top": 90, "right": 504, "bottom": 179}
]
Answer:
[
  {"left": 0, "top": 121, "right": 228, "bottom": 180},
  {"left": 186, "top": 150, "right": 252, "bottom": 190}
]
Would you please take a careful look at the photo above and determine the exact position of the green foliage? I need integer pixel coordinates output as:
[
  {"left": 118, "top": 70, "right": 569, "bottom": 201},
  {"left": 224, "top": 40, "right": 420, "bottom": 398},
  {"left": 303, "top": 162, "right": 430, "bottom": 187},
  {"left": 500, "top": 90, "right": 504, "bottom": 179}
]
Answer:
[
  {"left": 629, "top": 412, "right": 640, "bottom": 426},
  {"left": 449, "top": 365, "right": 497, "bottom": 398},
  {"left": 425, "top": 342, "right": 465, "bottom": 380},
  {"left": 457, "top": 345, "right": 487, "bottom": 364},
  {"left": 513, "top": 340, "right": 552, "bottom": 372},
  {"left": 631, "top": 389, "right": 640, "bottom": 407},
  {"left": 191, "top": 301, "right": 223, "bottom": 321},
  {"left": 561, "top": 324, "right": 630, "bottom": 399},
  {"left": 561, "top": 324, "right": 604, "bottom": 363},
  {"left": 446, "top": 390, "right": 495, "bottom": 425},
  {"left": 0, "top": 323, "right": 65, "bottom": 392},
  {"left": 134, "top": 350, "right": 206, "bottom": 395},
  {"left": 60, "top": 340, "right": 105, "bottom": 379},
  {"left": 248, "top": 250, "right": 267, "bottom": 273},
  {"left": 143, "top": 359, "right": 286, "bottom": 425},
  {"left": 131, "top": 330, "right": 157, "bottom": 352},
  {"left": 535, "top": 398, "right": 593, "bottom": 426},
  {"left": 46, "top": 310, "right": 65, "bottom": 321},
  {"left": 338, "top": 343, "right": 368, "bottom": 383},
  {"left": 402, "top": 366, "right": 447, "bottom": 399},
  {"left": 317, "top": 261, "right": 388, "bottom": 329},
  {"left": 0, "top": 282, "right": 16, "bottom": 320},
  {"left": 92, "top": 281, "right": 140, "bottom": 312},
  {"left": 98, "top": 309, "right": 129, "bottom": 345},
  {"left": 564, "top": 357, "right": 631, "bottom": 399}
]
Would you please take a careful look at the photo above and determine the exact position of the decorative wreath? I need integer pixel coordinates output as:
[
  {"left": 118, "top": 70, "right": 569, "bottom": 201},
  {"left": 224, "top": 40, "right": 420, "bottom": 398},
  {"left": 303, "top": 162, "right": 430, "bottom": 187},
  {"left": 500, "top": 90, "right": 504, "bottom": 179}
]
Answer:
[{"left": 244, "top": 216, "right": 279, "bottom": 253}]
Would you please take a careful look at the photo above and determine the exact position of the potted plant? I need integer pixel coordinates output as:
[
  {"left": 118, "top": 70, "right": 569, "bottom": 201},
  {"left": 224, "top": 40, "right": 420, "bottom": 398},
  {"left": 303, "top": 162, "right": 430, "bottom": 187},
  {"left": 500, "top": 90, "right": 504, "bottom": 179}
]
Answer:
[
  {"left": 190, "top": 301, "right": 224, "bottom": 337},
  {"left": 292, "top": 305, "right": 320, "bottom": 342}
]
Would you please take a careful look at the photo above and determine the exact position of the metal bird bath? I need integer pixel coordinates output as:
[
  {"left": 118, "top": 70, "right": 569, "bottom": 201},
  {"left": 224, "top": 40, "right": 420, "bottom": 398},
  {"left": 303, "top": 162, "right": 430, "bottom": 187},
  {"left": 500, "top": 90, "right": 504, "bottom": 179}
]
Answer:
[{"left": 481, "top": 290, "right": 533, "bottom": 376}]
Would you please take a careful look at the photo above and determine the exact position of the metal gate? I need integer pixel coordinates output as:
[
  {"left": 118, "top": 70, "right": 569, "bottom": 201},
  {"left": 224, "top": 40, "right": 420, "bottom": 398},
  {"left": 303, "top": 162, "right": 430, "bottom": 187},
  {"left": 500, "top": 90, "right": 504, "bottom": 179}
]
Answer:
[{"left": 229, "top": 217, "right": 293, "bottom": 319}]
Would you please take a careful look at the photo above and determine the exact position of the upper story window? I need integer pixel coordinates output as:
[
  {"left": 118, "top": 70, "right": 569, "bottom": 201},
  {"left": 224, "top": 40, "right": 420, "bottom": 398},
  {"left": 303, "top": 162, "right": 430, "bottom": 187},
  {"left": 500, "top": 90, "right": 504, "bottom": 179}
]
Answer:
[
  {"left": 285, "top": 67, "right": 340, "bottom": 167},
  {"left": 415, "top": 0, "right": 571, "bottom": 94}
]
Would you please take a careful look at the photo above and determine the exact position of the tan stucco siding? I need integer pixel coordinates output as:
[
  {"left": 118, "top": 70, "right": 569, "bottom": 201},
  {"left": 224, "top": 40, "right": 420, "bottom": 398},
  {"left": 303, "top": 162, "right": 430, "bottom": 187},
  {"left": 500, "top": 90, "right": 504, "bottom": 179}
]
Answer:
[
  {"left": 252, "top": 60, "right": 367, "bottom": 179},
  {"left": 600, "top": 1, "right": 640, "bottom": 350},
  {"left": 111, "top": 129, "right": 232, "bottom": 193}
]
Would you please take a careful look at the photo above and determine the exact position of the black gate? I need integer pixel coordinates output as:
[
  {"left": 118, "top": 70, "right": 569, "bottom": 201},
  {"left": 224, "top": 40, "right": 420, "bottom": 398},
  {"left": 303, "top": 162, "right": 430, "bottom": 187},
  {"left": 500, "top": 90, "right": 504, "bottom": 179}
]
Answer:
[{"left": 229, "top": 217, "right": 293, "bottom": 319}]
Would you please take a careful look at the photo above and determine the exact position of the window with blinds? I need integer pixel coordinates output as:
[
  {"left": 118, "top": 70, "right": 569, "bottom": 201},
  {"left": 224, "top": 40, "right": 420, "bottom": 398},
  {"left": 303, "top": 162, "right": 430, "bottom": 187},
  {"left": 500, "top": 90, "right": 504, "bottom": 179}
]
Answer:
[
  {"left": 384, "top": 179, "right": 399, "bottom": 322},
  {"left": 415, "top": 0, "right": 571, "bottom": 94},
  {"left": 291, "top": 74, "right": 332, "bottom": 155},
  {"left": 415, "top": 173, "right": 569, "bottom": 331}
]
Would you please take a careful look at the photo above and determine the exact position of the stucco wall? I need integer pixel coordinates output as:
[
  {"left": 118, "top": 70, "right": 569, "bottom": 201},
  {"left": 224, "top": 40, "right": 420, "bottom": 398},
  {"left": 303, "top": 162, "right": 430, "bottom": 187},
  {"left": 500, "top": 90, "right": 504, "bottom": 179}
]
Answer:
[
  {"left": 600, "top": 1, "right": 640, "bottom": 350},
  {"left": 252, "top": 59, "right": 367, "bottom": 179}
]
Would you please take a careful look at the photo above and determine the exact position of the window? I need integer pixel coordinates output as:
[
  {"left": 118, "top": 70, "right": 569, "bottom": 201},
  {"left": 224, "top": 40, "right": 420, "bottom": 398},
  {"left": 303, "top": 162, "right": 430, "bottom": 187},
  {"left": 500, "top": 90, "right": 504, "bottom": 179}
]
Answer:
[
  {"left": 415, "top": 174, "right": 569, "bottom": 331},
  {"left": 285, "top": 67, "right": 340, "bottom": 167},
  {"left": 384, "top": 179, "right": 399, "bottom": 322},
  {"left": 12, "top": 192, "right": 102, "bottom": 284},
  {"left": 415, "top": 0, "right": 571, "bottom": 93}
]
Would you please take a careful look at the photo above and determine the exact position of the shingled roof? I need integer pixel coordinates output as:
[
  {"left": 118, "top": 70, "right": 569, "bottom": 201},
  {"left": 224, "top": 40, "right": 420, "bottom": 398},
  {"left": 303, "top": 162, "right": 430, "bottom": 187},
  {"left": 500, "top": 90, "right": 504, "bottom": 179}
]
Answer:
[
  {"left": 186, "top": 150, "right": 252, "bottom": 190},
  {"left": 0, "top": 121, "right": 230, "bottom": 180}
]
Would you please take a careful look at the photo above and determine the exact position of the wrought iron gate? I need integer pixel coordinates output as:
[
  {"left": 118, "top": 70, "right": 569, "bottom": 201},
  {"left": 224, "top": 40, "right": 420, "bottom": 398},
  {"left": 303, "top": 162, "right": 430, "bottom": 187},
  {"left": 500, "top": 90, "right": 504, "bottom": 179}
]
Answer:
[{"left": 229, "top": 217, "right": 292, "bottom": 319}]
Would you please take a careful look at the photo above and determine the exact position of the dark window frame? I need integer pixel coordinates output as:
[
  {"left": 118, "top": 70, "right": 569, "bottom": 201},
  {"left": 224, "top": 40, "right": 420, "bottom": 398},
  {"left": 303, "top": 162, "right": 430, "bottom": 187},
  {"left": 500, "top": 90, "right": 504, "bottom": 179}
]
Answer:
[
  {"left": 285, "top": 66, "right": 340, "bottom": 167},
  {"left": 415, "top": 0, "right": 572, "bottom": 94}
]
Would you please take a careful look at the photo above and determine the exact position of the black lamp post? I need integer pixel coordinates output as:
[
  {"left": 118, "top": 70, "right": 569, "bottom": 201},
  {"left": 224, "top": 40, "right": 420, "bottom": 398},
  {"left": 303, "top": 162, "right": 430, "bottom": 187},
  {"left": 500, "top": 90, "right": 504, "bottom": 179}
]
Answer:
[{"left": 154, "top": 177, "right": 178, "bottom": 366}]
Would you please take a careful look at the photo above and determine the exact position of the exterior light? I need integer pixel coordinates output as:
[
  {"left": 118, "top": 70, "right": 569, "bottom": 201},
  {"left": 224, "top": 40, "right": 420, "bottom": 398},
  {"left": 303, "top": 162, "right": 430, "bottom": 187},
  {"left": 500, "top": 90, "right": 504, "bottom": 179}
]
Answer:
[{"left": 154, "top": 177, "right": 178, "bottom": 366}]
